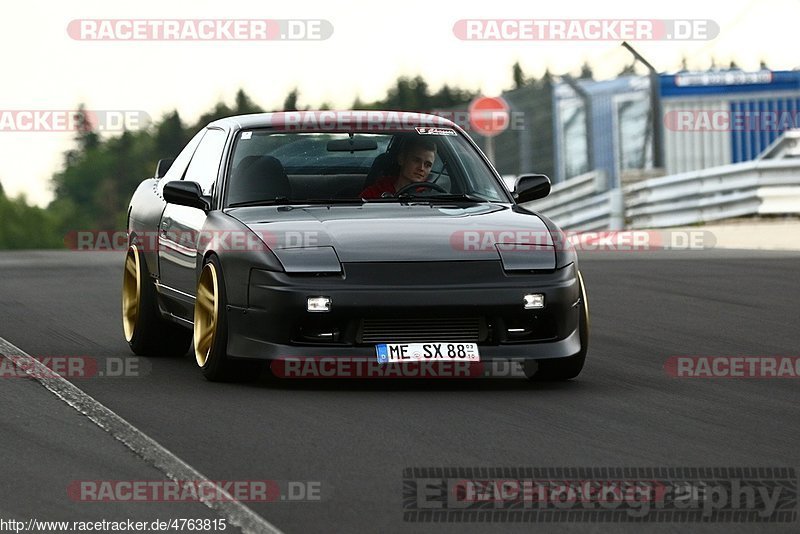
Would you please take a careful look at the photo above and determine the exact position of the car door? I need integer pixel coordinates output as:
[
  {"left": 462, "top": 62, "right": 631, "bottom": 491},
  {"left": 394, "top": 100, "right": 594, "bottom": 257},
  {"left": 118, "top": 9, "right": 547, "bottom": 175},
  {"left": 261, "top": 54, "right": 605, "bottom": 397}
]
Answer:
[{"left": 158, "top": 127, "right": 228, "bottom": 320}]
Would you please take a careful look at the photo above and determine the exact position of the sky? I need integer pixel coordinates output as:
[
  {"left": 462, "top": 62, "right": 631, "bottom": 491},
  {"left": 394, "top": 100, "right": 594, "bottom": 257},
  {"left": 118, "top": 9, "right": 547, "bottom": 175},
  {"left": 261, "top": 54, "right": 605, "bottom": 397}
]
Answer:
[{"left": 0, "top": 0, "right": 797, "bottom": 206}]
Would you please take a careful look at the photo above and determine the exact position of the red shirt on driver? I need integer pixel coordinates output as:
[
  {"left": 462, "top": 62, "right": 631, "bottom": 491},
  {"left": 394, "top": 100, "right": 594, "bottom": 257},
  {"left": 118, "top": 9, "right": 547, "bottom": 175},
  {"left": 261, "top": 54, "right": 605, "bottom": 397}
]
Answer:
[{"left": 359, "top": 175, "right": 397, "bottom": 199}]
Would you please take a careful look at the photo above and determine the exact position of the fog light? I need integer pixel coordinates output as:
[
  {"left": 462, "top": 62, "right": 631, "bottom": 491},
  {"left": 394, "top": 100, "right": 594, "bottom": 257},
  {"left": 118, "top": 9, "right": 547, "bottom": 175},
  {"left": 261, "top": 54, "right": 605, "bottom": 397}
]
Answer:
[
  {"left": 523, "top": 294, "right": 544, "bottom": 309},
  {"left": 307, "top": 297, "right": 331, "bottom": 312}
]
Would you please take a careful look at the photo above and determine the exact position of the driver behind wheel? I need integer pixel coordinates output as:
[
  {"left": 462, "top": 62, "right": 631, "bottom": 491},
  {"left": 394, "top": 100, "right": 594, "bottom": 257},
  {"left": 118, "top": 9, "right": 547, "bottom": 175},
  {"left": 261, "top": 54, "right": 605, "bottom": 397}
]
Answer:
[{"left": 359, "top": 138, "right": 437, "bottom": 198}]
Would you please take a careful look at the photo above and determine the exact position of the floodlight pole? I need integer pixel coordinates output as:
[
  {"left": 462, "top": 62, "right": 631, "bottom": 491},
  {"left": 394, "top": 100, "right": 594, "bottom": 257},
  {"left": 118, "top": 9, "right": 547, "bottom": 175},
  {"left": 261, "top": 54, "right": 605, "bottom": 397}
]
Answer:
[
  {"left": 561, "top": 74, "right": 595, "bottom": 172},
  {"left": 622, "top": 41, "right": 664, "bottom": 169}
]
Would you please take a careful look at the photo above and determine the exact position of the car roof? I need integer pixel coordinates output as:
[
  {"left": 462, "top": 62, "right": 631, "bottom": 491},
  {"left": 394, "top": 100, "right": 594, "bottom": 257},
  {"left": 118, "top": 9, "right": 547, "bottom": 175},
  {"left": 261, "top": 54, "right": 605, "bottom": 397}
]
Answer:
[{"left": 207, "top": 111, "right": 459, "bottom": 131}]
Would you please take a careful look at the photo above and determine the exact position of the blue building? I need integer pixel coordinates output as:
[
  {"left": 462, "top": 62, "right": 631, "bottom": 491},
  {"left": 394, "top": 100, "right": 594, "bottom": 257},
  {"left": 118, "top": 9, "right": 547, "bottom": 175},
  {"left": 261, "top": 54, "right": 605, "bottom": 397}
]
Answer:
[
  {"left": 660, "top": 70, "right": 800, "bottom": 173},
  {"left": 552, "top": 69, "right": 800, "bottom": 186}
]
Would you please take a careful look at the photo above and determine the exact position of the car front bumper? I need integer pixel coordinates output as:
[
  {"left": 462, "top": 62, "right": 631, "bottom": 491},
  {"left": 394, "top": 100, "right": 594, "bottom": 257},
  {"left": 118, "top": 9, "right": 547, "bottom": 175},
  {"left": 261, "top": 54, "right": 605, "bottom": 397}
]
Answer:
[{"left": 226, "top": 260, "right": 583, "bottom": 362}]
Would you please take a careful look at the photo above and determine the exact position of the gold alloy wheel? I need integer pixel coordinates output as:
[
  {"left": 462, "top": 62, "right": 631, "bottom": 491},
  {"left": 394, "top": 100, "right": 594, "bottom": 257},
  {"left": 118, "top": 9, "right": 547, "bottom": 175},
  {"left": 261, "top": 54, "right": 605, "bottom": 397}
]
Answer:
[
  {"left": 122, "top": 246, "right": 141, "bottom": 342},
  {"left": 194, "top": 262, "right": 219, "bottom": 367}
]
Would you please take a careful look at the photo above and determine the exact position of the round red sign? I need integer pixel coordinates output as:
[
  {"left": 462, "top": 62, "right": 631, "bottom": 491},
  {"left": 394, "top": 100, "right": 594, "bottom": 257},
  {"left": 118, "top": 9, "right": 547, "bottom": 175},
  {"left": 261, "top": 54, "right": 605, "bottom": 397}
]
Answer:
[{"left": 468, "top": 96, "right": 510, "bottom": 137}]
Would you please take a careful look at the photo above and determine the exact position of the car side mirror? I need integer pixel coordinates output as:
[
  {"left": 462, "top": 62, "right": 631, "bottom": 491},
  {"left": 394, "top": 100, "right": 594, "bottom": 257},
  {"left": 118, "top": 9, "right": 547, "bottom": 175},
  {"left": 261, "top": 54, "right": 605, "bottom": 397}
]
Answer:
[
  {"left": 163, "top": 181, "right": 211, "bottom": 211},
  {"left": 514, "top": 174, "right": 551, "bottom": 203},
  {"left": 155, "top": 158, "right": 174, "bottom": 178}
]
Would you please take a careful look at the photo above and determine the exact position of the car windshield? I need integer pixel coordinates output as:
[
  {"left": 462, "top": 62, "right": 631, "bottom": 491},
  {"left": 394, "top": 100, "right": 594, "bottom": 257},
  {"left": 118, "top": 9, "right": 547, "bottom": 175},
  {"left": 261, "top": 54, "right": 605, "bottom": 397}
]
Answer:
[{"left": 225, "top": 129, "right": 509, "bottom": 206}]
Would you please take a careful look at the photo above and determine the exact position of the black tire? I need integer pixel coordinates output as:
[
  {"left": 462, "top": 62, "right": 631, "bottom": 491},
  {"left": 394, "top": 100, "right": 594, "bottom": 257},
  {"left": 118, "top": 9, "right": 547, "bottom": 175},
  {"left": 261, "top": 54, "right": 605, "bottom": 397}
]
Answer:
[
  {"left": 194, "top": 255, "right": 264, "bottom": 381},
  {"left": 122, "top": 245, "right": 192, "bottom": 357},
  {"left": 525, "top": 272, "right": 589, "bottom": 381}
]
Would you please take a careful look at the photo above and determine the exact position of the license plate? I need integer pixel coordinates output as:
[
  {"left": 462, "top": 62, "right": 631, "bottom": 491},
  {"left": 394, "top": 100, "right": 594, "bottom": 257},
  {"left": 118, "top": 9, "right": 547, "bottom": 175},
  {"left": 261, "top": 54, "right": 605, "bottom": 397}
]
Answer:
[{"left": 376, "top": 342, "right": 480, "bottom": 363}]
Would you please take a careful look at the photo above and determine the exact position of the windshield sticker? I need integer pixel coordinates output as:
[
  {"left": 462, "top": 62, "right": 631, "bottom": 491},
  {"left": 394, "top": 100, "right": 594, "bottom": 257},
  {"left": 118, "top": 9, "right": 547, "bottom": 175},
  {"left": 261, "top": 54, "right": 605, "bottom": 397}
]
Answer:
[
  {"left": 415, "top": 127, "right": 456, "bottom": 136},
  {"left": 241, "top": 131, "right": 252, "bottom": 140}
]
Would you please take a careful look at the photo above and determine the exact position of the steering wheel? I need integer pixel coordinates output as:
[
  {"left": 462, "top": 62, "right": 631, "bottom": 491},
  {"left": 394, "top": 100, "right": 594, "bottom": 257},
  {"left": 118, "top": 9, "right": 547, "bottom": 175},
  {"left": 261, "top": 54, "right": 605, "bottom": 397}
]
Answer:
[{"left": 395, "top": 181, "right": 447, "bottom": 196}]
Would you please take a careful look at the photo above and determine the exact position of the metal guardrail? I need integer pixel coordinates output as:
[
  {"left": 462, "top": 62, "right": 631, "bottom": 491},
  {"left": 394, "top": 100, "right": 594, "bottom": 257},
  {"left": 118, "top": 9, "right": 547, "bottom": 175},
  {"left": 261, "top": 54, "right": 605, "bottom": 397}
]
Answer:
[
  {"left": 624, "top": 158, "right": 800, "bottom": 228},
  {"left": 505, "top": 154, "right": 800, "bottom": 231},
  {"left": 515, "top": 171, "right": 624, "bottom": 231}
]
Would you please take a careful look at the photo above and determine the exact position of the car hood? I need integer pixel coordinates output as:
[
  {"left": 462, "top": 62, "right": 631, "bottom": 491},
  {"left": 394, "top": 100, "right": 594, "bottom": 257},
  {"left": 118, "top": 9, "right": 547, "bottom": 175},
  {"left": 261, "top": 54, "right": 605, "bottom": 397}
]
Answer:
[{"left": 227, "top": 203, "right": 554, "bottom": 264}]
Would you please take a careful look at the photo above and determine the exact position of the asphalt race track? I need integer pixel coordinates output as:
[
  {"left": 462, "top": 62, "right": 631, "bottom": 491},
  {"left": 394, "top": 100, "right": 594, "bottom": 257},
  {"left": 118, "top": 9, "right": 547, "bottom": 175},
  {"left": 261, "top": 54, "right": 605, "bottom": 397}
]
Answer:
[{"left": 0, "top": 249, "right": 798, "bottom": 533}]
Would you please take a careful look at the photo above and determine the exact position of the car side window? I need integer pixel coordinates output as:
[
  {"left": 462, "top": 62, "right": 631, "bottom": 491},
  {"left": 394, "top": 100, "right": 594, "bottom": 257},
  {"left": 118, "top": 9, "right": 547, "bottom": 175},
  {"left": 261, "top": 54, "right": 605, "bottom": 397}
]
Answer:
[
  {"left": 183, "top": 128, "right": 228, "bottom": 195},
  {"left": 162, "top": 129, "right": 206, "bottom": 182}
]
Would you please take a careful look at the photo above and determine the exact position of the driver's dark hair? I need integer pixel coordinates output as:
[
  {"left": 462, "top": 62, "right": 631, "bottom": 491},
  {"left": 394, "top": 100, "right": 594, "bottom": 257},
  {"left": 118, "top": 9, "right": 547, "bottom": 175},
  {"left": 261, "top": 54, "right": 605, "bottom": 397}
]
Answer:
[{"left": 399, "top": 137, "right": 437, "bottom": 156}]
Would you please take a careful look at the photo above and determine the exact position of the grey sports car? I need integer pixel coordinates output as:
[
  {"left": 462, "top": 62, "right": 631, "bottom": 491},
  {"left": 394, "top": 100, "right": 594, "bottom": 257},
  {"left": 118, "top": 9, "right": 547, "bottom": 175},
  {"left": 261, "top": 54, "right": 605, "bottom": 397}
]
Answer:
[{"left": 122, "top": 111, "right": 589, "bottom": 381}]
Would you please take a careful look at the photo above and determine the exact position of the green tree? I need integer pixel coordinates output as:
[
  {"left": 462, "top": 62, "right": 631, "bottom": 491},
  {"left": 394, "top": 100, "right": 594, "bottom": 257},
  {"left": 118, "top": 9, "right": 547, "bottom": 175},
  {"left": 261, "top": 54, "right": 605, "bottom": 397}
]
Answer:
[
  {"left": 192, "top": 102, "right": 234, "bottom": 132},
  {"left": 75, "top": 104, "right": 100, "bottom": 152},
  {"left": 155, "top": 111, "right": 187, "bottom": 159},
  {"left": 6, "top": 78, "right": 557, "bottom": 250},
  {"left": 234, "top": 89, "right": 263, "bottom": 115},
  {"left": 512, "top": 61, "right": 526, "bottom": 89},
  {"left": 360, "top": 75, "right": 475, "bottom": 111},
  {"left": 283, "top": 89, "right": 300, "bottom": 111},
  {"left": 0, "top": 188, "right": 62, "bottom": 249}
]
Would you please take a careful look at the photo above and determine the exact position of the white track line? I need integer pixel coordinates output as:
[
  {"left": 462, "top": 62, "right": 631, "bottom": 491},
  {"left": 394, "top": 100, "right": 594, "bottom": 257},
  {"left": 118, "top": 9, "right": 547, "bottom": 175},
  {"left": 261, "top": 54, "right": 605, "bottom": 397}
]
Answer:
[{"left": 0, "top": 337, "right": 283, "bottom": 534}]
